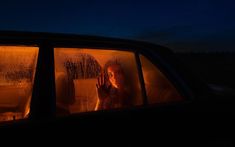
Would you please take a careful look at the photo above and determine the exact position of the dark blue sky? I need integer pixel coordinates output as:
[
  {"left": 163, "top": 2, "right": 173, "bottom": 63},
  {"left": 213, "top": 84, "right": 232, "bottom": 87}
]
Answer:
[{"left": 0, "top": 0, "right": 234, "bottom": 52}]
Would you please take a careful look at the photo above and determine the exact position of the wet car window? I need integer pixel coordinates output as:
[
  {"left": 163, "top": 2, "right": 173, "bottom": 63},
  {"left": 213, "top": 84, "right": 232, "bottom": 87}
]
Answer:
[
  {"left": 54, "top": 48, "right": 143, "bottom": 116},
  {"left": 0, "top": 46, "right": 39, "bottom": 122},
  {"left": 140, "top": 55, "right": 183, "bottom": 104}
]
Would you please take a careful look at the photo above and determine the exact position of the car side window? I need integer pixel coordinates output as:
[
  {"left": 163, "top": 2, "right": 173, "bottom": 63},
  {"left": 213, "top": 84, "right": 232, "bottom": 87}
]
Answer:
[
  {"left": 140, "top": 54, "right": 183, "bottom": 104},
  {"left": 54, "top": 48, "right": 143, "bottom": 116},
  {"left": 0, "top": 46, "right": 39, "bottom": 122}
]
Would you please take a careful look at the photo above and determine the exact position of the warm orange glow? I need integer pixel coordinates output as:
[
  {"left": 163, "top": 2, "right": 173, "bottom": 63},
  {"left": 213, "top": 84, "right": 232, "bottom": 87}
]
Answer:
[
  {"left": 54, "top": 48, "right": 143, "bottom": 115},
  {"left": 0, "top": 112, "right": 23, "bottom": 122},
  {"left": 140, "top": 55, "right": 183, "bottom": 104},
  {"left": 0, "top": 46, "right": 38, "bottom": 122}
]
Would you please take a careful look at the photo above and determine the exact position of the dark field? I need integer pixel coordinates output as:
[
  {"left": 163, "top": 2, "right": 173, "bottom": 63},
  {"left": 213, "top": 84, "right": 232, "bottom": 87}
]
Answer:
[{"left": 176, "top": 52, "right": 235, "bottom": 89}]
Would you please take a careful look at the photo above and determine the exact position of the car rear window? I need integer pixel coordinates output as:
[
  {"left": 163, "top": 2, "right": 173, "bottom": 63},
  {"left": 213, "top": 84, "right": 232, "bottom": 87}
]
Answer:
[{"left": 0, "top": 46, "right": 39, "bottom": 122}]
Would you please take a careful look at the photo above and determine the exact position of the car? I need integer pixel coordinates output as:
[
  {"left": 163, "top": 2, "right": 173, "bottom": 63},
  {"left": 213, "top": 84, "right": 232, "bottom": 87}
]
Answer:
[{"left": 0, "top": 31, "right": 234, "bottom": 145}]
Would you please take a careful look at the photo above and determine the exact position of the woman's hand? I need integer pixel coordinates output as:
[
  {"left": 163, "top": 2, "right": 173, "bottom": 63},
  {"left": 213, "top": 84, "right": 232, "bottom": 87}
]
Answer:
[{"left": 96, "top": 73, "right": 109, "bottom": 100}]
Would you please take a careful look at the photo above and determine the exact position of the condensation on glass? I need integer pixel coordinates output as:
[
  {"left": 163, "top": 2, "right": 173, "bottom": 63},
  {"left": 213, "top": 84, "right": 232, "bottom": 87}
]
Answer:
[
  {"left": 54, "top": 48, "right": 143, "bottom": 116},
  {"left": 0, "top": 46, "right": 38, "bottom": 122},
  {"left": 140, "top": 55, "right": 183, "bottom": 104}
]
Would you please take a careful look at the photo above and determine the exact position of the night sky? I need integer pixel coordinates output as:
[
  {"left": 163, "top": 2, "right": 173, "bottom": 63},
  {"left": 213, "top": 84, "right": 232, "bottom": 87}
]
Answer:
[{"left": 0, "top": 0, "right": 234, "bottom": 52}]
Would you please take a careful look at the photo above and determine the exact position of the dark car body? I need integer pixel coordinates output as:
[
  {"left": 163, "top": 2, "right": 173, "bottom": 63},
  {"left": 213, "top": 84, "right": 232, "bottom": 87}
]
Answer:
[{"left": 0, "top": 31, "right": 234, "bottom": 146}]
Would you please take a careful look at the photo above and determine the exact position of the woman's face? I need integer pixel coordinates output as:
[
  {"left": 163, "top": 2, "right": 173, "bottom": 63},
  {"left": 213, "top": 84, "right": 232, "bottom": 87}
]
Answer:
[{"left": 107, "top": 64, "right": 125, "bottom": 89}]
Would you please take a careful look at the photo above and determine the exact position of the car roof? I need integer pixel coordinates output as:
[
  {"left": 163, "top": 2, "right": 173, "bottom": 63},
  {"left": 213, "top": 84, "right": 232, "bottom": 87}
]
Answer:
[{"left": 0, "top": 30, "right": 172, "bottom": 54}]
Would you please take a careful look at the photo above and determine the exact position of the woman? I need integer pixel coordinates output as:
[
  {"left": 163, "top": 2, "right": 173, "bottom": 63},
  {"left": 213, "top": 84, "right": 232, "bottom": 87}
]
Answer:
[{"left": 95, "top": 60, "right": 131, "bottom": 110}]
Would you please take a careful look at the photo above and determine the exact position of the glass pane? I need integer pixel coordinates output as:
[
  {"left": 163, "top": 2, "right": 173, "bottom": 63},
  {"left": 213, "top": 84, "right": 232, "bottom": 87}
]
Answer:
[
  {"left": 54, "top": 48, "right": 143, "bottom": 116},
  {"left": 140, "top": 55, "right": 183, "bottom": 104},
  {"left": 0, "top": 46, "right": 39, "bottom": 122}
]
